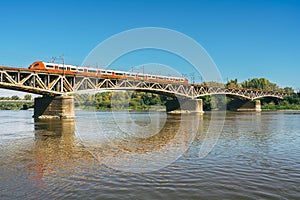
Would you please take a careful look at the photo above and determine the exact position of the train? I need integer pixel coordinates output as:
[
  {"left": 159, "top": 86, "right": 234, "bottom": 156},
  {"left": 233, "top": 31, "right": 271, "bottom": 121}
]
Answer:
[{"left": 28, "top": 61, "right": 189, "bottom": 84}]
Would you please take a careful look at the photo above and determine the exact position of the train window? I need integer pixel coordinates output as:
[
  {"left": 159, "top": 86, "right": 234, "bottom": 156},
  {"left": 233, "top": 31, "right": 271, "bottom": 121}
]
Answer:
[
  {"left": 138, "top": 75, "right": 145, "bottom": 78},
  {"left": 180, "top": 79, "right": 184, "bottom": 82},
  {"left": 46, "top": 65, "right": 54, "bottom": 68},
  {"left": 78, "top": 68, "right": 84, "bottom": 72},
  {"left": 88, "top": 69, "right": 97, "bottom": 73},
  {"left": 127, "top": 73, "right": 136, "bottom": 77},
  {"left": 101, "top": 71, "right": 112, "bottom": 74},
  {"left": 71, "top": 68, "right": 77, "bottom": 71},
  {"left": 34, "top": 63, "right": 40, "bottom": 67},
  {"left": 158, "top": 77, "right": 164, "bottom": 80},
  {"left": 100, "top": 70, "right": 112, "bottom": 74},
  {"left": 115, "top": 73, "right": 124, "bottom": 76}
]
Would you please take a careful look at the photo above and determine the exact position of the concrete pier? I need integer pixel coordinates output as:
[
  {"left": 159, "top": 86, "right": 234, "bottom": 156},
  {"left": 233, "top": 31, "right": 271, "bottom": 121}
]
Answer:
[
  {"left": 237, "top": 100, "right": 261, "bottom": 112},
  {"left": 166, "top": 98, "right": 204, "bottom": 114},
  {"left": 33, "top": 96, "right": 75, "bottom": 119}
]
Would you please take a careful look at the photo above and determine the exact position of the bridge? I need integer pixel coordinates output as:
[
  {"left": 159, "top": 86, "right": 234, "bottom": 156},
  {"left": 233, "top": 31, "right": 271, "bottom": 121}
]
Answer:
[{"left": 0, "top": 66, "right": 288, "bottom": 118}]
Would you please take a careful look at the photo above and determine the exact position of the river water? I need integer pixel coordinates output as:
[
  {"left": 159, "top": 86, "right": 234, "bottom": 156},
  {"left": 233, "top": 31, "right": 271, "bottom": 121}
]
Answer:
[{"left": 0, "top": 110, "right": 299, "bottom": 199}]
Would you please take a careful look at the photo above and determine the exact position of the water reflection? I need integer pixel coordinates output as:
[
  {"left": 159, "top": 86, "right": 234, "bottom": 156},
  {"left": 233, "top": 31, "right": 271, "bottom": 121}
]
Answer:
[
  {"left": 34, "top": 118, "right": 75, "bottom": 137},
  {"left": 76, "top": 112, "right": 203, "bottom": 172},
  {"left": 24, "top": 112, "right": 278, "bottom": 176},
  {"left": 30, "top": 119, "right": 93, "bottom": 182},
  {"left": 29, "top": 112, "right": 203, "bottom": 175}
]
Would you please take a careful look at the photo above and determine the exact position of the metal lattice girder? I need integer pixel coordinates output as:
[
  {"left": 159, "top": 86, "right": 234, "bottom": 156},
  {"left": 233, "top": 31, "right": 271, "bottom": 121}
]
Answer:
[{"left": 0, "top": 68, "right": 288, "bottom": 99}]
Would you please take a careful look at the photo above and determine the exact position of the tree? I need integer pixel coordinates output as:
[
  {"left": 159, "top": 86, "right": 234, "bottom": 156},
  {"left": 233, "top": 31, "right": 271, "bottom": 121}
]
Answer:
[
  {"left": 11, "top": 95, "right": 20, "bottom": 100},
  {"left": 24, "top": 94, "right": 32, "bottom": 100},
  {"left": 226, "top": 79, "right": 239, "bottom": 88},
  {"left": 203, "top": 81, "right": 224, "bottom": 87},
  {"left": 241, "top": 78, "right": 280, "bottom": 90},
  {"left": 283, "top": 87, "right": 294, "bottom": 93}
]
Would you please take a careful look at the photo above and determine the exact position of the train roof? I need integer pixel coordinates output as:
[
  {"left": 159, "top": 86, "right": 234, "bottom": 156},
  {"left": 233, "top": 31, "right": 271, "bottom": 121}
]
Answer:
[{"left": 38, "top": 61, "right": 186, "bottom": 79}]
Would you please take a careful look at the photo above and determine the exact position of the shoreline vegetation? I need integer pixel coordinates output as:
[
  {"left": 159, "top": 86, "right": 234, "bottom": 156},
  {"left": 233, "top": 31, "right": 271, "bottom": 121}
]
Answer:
[
  {"left": 0, "top": 94, "right": 34, "bottom": 110},
  {"left": 0, "top": 78, "right": 299, "bottom": 111}
]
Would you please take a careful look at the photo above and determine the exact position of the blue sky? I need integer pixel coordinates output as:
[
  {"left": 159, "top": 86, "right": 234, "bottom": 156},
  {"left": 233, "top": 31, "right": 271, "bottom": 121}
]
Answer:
[{"left": 0, "top": 0, "right": 299, "bottom": 96}]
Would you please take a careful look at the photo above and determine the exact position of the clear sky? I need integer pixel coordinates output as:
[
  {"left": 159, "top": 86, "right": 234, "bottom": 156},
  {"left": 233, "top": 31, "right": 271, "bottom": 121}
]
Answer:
[{"left": 0, "top": 0, "right": 299, "bottom": 96}]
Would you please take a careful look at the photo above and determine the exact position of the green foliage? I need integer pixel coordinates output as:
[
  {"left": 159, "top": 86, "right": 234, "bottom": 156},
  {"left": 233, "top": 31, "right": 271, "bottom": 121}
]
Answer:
[
  {"left": 261, "top": 93, "right": 300, "bottom": 110},
  {"left": 262, "top": 100, "right": 300, "bottom": 110},
  {"left": 24, "top": 94, "right": 32, "bottom": 100},
  {"left": 283, "top": 87, "right": 294, "bottom": 93},
  {"left": 203, "top": 81, "right": 224, "bottom": 87},
  {"left": 241, "top": 78, "right": 280, "bottom": 90},
  {"left": 0, "top": 94, "right": 34, "bottom": 110},
  {"left": 76, "top": 91, "right": 167, "bottom": 111},
  {"left": 200, "top": 96, "right": 211, "bottom": 110},
  {"left": 284, "top": 93, "right": 300, "bottom": 104},
  {"left": 262, "top": 101, "right": 276, "bottom": 110},
  {"left": 11, "top": 95, "right": 20, "bottom": 100},
  {"left": 0, "top": 102, "right": 33, "bottom": 110},
  {"left": 226, "top": 79, "right": 240, "bottom": 88}
]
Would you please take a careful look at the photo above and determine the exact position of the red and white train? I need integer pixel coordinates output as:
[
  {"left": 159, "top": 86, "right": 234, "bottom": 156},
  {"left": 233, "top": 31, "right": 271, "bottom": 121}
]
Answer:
[{"left": 29, "top": 61, "right": 189, "bottom": 84}]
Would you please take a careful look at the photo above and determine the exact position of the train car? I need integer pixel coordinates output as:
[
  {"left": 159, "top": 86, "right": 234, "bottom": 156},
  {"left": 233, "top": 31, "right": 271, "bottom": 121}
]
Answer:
[
  {"left": 28, "top": 61, "right": 189, "bottom": 84},
  {"left": 29, "top": 61, "right": 77, "bottom": 75}
]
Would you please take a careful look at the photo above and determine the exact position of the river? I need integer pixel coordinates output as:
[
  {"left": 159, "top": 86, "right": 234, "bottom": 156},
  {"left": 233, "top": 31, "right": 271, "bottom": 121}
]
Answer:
[{"left": 0, "top": 110, "right": 299, "bottom": 199}]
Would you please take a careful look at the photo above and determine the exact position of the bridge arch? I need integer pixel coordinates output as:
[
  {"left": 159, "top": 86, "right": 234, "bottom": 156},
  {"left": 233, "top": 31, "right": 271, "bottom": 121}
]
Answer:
[{"left": 195, "top": 93, "right": 284, "bottom": 101}]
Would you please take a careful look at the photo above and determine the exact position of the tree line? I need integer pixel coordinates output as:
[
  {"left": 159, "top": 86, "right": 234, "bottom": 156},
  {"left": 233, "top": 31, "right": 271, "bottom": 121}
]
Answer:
[
  {"left": 74, "top": 92, "right": 167, "bottom": 111},
  {"left": 225, "top": 78, "right": 294, "bottom": 93},
  {"left": 0, "top": 94, "right": 33, "bottom": 110}
]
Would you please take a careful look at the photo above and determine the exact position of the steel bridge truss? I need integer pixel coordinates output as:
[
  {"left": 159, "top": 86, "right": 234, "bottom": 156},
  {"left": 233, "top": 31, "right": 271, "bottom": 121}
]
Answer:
[{"left": 0, "top": 69, "right": 287, "bottom": 100}]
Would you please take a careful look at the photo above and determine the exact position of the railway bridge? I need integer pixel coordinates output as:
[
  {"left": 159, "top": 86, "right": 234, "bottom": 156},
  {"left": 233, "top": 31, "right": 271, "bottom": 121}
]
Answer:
[{"left": 0, "top": 66, "right": 288, "bottom": 118}]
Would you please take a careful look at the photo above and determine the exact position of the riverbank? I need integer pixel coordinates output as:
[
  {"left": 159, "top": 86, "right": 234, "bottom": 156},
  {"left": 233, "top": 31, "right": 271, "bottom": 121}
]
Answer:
[{"left": 261, "top": 104, "right": 300, "bottom": 111}]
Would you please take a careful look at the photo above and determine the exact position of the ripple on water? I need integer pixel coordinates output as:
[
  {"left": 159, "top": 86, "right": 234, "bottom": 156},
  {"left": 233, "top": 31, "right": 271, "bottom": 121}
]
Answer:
[{"left": 0, "top": 111, "right": 300, "bottom": 199}]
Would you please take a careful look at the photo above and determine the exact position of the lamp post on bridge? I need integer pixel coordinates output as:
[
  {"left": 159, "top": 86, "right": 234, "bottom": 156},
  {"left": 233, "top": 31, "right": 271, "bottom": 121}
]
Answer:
[
  {"left": 60, "top": 54, "right": 65, "bottom": 73},
  {"left": 189, "top": 72, "right": 195, "bottom": 84},
  {"left": 188, "top": 72, "right": 203, "bottom": 84}
]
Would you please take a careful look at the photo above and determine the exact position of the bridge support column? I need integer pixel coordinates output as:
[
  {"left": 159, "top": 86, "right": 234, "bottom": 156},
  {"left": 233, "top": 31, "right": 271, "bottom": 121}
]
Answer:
[
  {"left": 166, "top": 98, "right": 204, "bottom": 114},
  {"left": 33, "top": 96, "right": 75, "bottom": 119},
  {"left": 237, "top": 100, "right": 261, "bottom": 112}
]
